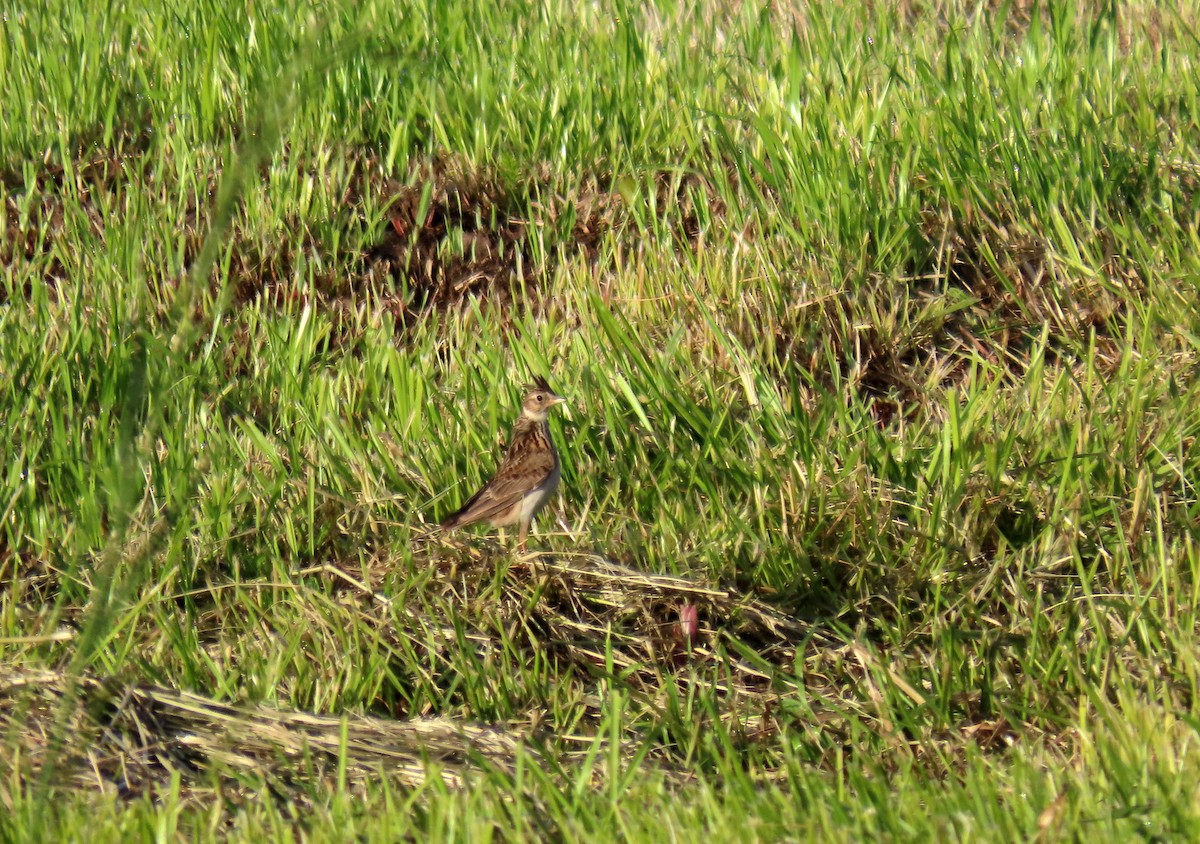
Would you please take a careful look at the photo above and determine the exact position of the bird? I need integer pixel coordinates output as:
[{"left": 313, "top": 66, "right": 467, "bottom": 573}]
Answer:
[{"left": 439, "top": 377, "right": 566, "bottom": 550}]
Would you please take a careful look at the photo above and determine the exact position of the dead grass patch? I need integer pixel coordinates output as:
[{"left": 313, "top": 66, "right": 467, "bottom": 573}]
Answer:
[
  {"left": 0, "top": 151, "right": 136, "bottom": 302},
  {"left": 0, "top": 669, "right": 532, "bottom": 805},
  {"left": 325, "top": 545, "right": 834, "bottom": 716},
  {"left": 0, "top": 550, "right": 832, "bottom": 803}
]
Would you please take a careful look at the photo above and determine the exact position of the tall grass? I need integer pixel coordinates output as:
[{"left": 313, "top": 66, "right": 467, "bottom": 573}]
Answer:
[{"left": 2, "top": 0, "right": 1199, "bottom": 839}]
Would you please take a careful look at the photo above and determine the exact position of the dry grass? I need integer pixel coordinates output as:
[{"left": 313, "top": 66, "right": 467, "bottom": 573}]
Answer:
[
  {"left": 2, "top": 552, "right": 838, "bottom": 805},
  {"left": 1, "top": 669, "right": 529, "bottom": 802}
]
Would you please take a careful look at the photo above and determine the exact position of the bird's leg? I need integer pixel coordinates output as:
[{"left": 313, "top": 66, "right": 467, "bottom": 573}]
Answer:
[{"left": 517, "top": 519, "right": 530, "bottom": 552}]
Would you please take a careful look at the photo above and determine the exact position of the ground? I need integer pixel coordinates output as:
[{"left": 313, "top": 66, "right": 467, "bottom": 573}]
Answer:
[{"left": 2, "top": 1, "right": 1199, "bottom": 841}]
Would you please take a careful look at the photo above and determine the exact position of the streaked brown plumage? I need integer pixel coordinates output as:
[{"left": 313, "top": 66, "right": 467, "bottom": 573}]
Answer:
[{"left": 439, "top": 377, "right": 566, "bottom": 549}]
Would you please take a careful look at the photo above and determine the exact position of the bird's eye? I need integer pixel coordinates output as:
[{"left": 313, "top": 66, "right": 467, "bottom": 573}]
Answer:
[{"left": 535, "top": 394, "right": 544, "bottom": 402}]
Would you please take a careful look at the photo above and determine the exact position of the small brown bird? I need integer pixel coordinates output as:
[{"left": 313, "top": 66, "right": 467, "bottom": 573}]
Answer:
[{"left": 439, "top": 377, "right": 566, "bottom": 550}]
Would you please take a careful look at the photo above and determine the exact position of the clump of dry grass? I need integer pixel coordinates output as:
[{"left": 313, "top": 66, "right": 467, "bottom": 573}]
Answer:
[
  {"left": 1, "top": 668, "right": 531, "bottom": 803},
  {"left": 2, "top": 552, "right": 838, "bottom": 803},
  {"left": 338, "top": 545, "right": 837, "bottom": 714}
]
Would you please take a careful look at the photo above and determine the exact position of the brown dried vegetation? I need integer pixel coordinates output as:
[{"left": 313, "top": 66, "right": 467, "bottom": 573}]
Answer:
[
  {"left": 0, "top": 152, "right": 135, "bottom": 303},
  {"left": 1, "top": 550, "right": 840, "bottom": 803}
]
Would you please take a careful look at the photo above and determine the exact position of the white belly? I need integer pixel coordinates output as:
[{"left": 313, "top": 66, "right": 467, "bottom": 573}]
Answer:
[{"left": 520, "top": 462, "right": 561, "bottom": 523}]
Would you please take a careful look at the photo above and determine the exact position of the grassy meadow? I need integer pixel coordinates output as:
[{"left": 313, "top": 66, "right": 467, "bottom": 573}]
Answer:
[{"left": 3, "top": 0, "right": 1200, "bottom": 839}]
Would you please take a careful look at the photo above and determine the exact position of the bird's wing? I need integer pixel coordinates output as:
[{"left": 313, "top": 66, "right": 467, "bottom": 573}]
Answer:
[{"left": 439, "top": 443, "right": 556, "bottom": 529}]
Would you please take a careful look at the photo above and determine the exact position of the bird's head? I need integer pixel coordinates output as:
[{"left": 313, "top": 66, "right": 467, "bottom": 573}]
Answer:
[{"left": 521, "top": 376, "right": 566, "bottom": 420}]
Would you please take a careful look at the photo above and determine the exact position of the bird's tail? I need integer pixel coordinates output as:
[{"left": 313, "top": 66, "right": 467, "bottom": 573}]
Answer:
[{"left": 439, "top": 502, "right": 474, "bottom": 530}]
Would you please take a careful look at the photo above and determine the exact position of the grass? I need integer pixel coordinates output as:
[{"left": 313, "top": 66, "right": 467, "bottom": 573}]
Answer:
[{"left": 2, "top": 0, "right": 1200, "bottom": 839}]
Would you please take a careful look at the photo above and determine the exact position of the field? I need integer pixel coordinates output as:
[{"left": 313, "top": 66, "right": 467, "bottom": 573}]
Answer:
[{"left": 3, "top": 0, "right": 1200, "bottom": 840}]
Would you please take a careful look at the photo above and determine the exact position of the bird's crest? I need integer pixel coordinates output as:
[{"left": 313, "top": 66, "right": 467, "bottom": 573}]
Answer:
[{"left": 527, "top": 375, "right": 554, "bottom": 394}]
